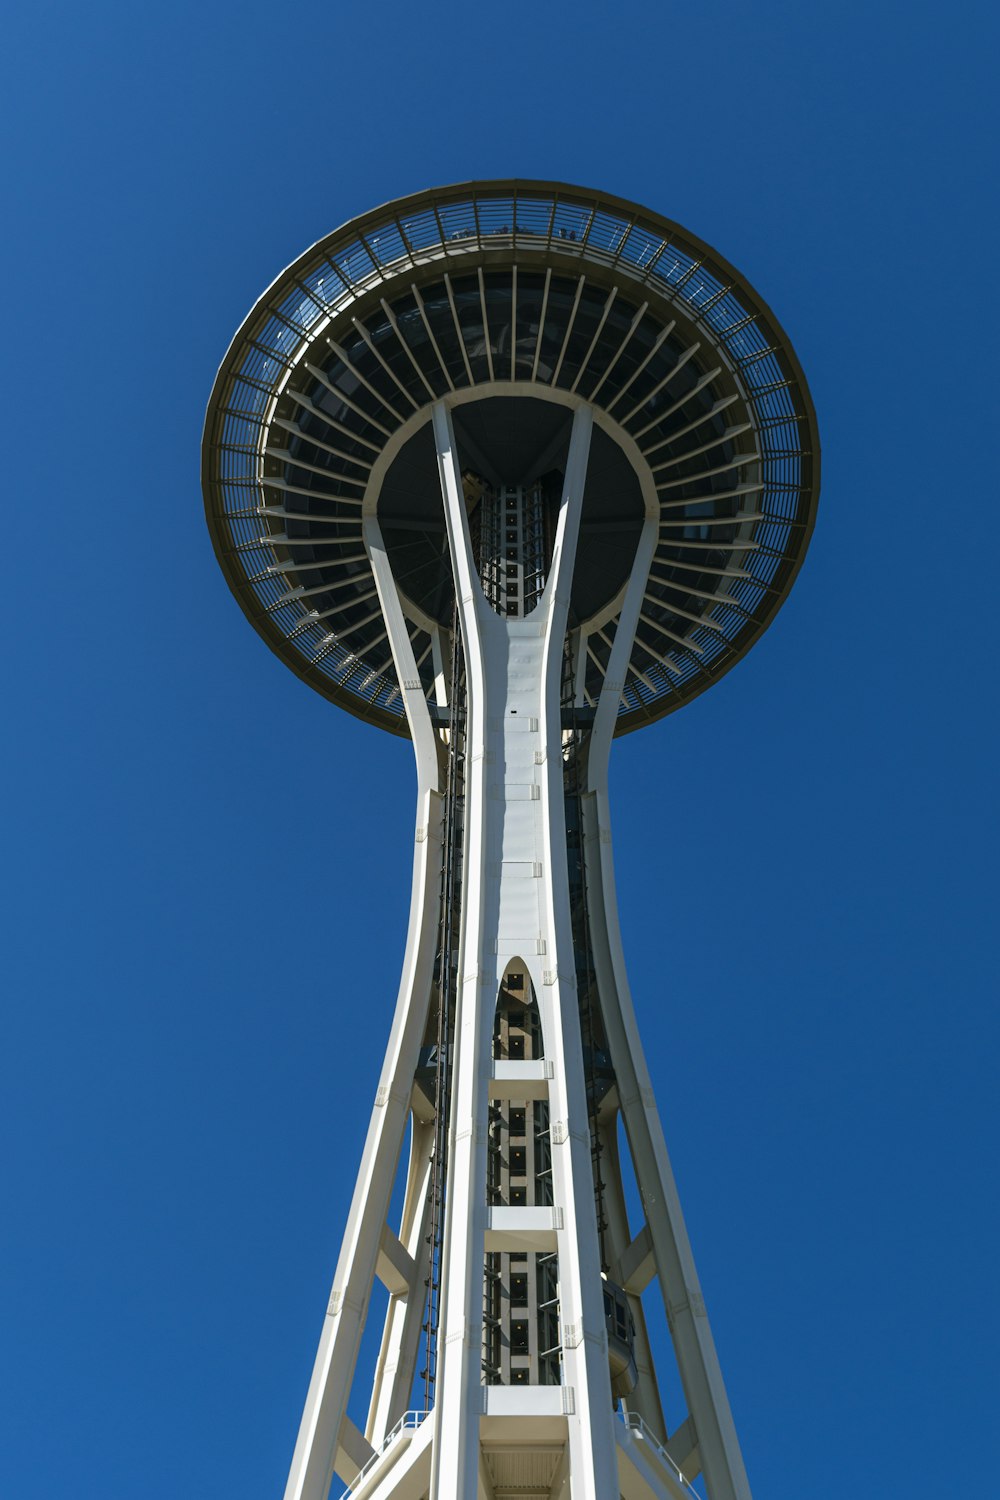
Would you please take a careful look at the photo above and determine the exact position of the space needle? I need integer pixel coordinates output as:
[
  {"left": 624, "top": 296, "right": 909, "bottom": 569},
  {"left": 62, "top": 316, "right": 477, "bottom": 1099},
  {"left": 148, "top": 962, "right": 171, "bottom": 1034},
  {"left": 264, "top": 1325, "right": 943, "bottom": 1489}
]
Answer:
[{"left": 202, "top": 181, "right": 820, "bottom": 1500}]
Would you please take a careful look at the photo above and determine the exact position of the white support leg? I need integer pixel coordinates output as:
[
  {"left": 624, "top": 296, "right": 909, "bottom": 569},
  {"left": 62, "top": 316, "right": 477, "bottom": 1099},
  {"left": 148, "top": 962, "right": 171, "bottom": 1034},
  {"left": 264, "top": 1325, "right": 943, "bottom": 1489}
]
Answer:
[
  {"left": 367, "top": 1118, "right": 435, "bottom": 1444},
  {"left": 600, "top": 1120, "right": 668, "bottom": 1446},
  {"left": 584, "top": 516, "right": 753, "bottom": 1500},
  {"left": 282, "top": 524, "right": 443, "bottom": 1500}
]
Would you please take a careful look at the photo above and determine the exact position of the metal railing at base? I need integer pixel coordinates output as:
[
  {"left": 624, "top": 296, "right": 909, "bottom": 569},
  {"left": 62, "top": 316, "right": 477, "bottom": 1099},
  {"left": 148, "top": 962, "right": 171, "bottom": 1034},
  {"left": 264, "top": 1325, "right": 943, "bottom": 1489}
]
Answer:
[
  {"left": 337, "top": 1411, "right": 428, "bottom": 1499},
  {"left": 617, "top": 1408, "right": 702, "bottom": 1499}
]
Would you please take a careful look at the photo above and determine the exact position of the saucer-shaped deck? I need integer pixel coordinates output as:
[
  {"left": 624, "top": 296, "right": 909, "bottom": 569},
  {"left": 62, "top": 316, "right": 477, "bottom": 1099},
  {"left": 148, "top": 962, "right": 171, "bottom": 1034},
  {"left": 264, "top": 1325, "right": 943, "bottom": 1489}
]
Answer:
[{"left": 203, "top": 181, "right": 819, "bottom": 735}]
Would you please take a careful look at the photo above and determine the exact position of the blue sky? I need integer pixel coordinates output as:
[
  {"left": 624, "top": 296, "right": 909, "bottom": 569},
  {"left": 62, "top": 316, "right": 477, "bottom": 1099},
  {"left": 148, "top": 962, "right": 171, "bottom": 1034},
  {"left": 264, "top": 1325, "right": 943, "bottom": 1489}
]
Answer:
[{"left": 2, "top": 2, "right": 997, "bottom": 1496}]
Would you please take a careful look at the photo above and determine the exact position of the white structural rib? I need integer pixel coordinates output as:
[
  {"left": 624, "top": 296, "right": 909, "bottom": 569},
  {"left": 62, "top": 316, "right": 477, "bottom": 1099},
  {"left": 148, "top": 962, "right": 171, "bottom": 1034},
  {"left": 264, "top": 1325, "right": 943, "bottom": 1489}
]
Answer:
[{"left": 282, "top": 523, "right": 442, "bottom": 1500}]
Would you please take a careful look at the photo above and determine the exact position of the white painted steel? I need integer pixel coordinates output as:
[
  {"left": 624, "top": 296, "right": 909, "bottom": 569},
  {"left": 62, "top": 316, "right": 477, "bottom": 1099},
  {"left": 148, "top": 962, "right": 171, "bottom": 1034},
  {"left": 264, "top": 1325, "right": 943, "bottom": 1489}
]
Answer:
[
  {"left": 282, "top": 528, "right": 443, "bottom": 1500},
  {"left": 584, "top": 510, "right": 752, "bottom": 1500},
  {"left": 427, "top": 401, "right": 619, "bottom": 1500},
  {"left": 366, "top": 1120, "right": 434, "bottom": 1443}
]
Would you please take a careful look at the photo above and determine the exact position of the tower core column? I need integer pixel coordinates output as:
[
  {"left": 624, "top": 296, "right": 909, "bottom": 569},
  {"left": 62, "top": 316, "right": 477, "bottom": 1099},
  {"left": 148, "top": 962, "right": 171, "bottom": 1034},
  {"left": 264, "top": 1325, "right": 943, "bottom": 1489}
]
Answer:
[{"left": 429, "top": 402, "right": 619, "bottom": 1500}]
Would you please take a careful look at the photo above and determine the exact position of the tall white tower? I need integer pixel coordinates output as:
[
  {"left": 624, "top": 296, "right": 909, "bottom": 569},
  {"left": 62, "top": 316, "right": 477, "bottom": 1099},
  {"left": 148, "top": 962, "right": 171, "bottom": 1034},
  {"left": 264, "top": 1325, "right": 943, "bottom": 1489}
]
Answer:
[{"left": 203, "top": 182, "right": 819, "bottom": 1500}]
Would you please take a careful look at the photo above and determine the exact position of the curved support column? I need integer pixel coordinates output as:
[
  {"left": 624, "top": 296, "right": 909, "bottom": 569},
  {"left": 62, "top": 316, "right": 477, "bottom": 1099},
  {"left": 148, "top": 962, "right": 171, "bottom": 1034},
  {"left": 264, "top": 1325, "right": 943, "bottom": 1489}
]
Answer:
[
  {"left": 581, "top": 789, "right": 752, "bottom": 1500},
  {"left": 283, "top": 525, "right": 443, "bottom": 1500},
  {"left": 583, "top": 515, "right": 753, "bottom": 1500},
  {"left": 366, "top": 1118, "right": 435, "bottom": 1443},
  {"left": 599, "top": 1119, "right": 667, "bottom": 1446}
]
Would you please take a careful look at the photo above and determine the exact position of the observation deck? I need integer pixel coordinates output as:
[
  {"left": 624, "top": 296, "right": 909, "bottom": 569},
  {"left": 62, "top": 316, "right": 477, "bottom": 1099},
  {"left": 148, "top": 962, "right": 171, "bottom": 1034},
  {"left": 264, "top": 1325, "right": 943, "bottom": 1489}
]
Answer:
[{"left": 203, "top": 181, "right": 819, "bottom": 735}]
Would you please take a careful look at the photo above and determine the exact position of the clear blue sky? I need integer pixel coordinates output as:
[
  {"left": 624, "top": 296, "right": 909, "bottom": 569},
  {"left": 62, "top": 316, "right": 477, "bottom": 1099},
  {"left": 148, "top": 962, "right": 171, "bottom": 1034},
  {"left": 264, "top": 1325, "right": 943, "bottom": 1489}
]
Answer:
[{"left": 2, "top": 3, "right": 996, "bottom": 1496}]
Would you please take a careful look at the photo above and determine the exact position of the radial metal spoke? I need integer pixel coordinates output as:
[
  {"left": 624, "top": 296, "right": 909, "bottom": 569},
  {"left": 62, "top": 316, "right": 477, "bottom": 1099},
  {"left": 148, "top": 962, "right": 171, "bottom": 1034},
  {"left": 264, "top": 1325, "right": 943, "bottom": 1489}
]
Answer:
[
  {"left": 586, "top": 638, "right": 609, "bottom": 677},
  {"left": 443, "top": 275, "right": 475, "bottom": 387},
  {"left": 266, "top": 448, "right": 368, "bottom": 485},
  {"left": 632, "top": 626, "right": 683, "bottom": 675},
  {"left": 641, "top": 395, "right": 741, "bottom": 457},
  {"left": 619, "top": 342, "right": 701, "bottom": 425},
  {"left": 509, "top": 264, "right": 517, "bottom": 381},
  {"left": 631, "top": 365, "right": 723, "bottom": 440},
  {"left": 652, "top": 453, "right": 758, "bottom": 486},
  {"left": 648, "top": 572, "right": 740, "bottom": 607},
  {"left": 349, "top": 319, "right": 422, "bottom": 411},
  {"left": 649, "top": 556, "right": 752, "bottom": 582},
  {"left": 260, "top": 552, "right": 369, "bottom": 580},
  {"left": 308, "top": 622, "right": 389, "bottom": 666},
  {"left": 604, "top": 320, "right": 677, "bottom": 414},
  {"left": 597, "top": 626, "right": 656, "bottom": 692},
  {"left": 269, "top": 572, "right": 378, "bottom": 609},
  {"left": 291, "top": 596, "right": 383, "bottom": 638},
  {"left": 477, "top": 268, "right": 495, "bottom": 382},
  {"left": 659, "top": 512, "right": 764, "bottom": 529},
  {"left": 587, "top": 300, "right": 649, "bottom": 402},
  {"left": 283, "top": 387, "right": 384, "bottom": 452},
  {"left": 531, "top": 268, "right": 552, "bottom": 381},
  {"left": 378, "top": 297, "right": 439, "bottom": 401},
  {"left": 412, "top": 283, "right": 456, "bottom": 392},
  {"left": 269, "top": 418, "right": 375, "bottom": 469},
  {"left": 656, "top": 536, "right": 762, "bottom": 554},
  {"left": 239, "top": 528, "right": 362, "bottom": 551},
  {"left": 261, "top": 473, "right": 365, "bottom": 499},
  {"left": 638, "top": 610, "right": 706, "bottom": 656},
  {"left": 302, "top": 362, "right": 395, "bottom": 437},
  {"left": 735, "top": 343, "right": 781, "bottom": 368},
  {"left": 657, "top": 483, "right": 762, "bottom": 510},
  {"left": 550, "top": 274, "right": 586, "bottom": 387},
  {"left": 324, "top": 340, "right": 410, "bottom": 424},
  {"left": 569, "top": 286, "right": 618, "bottom": 394},
  {"left": 649, "top": 423, "right": 755, "bottom": 471},
  {"left": 642, "top": 590, "right": 727, "bottom": 636}
]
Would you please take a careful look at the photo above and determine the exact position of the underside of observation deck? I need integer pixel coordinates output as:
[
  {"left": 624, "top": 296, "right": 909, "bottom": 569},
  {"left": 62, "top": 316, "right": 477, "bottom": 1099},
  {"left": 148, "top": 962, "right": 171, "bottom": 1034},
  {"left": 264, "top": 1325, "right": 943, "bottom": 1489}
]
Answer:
[{"left": 203, "top": 181, "right": 819, "bottom": 736}]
